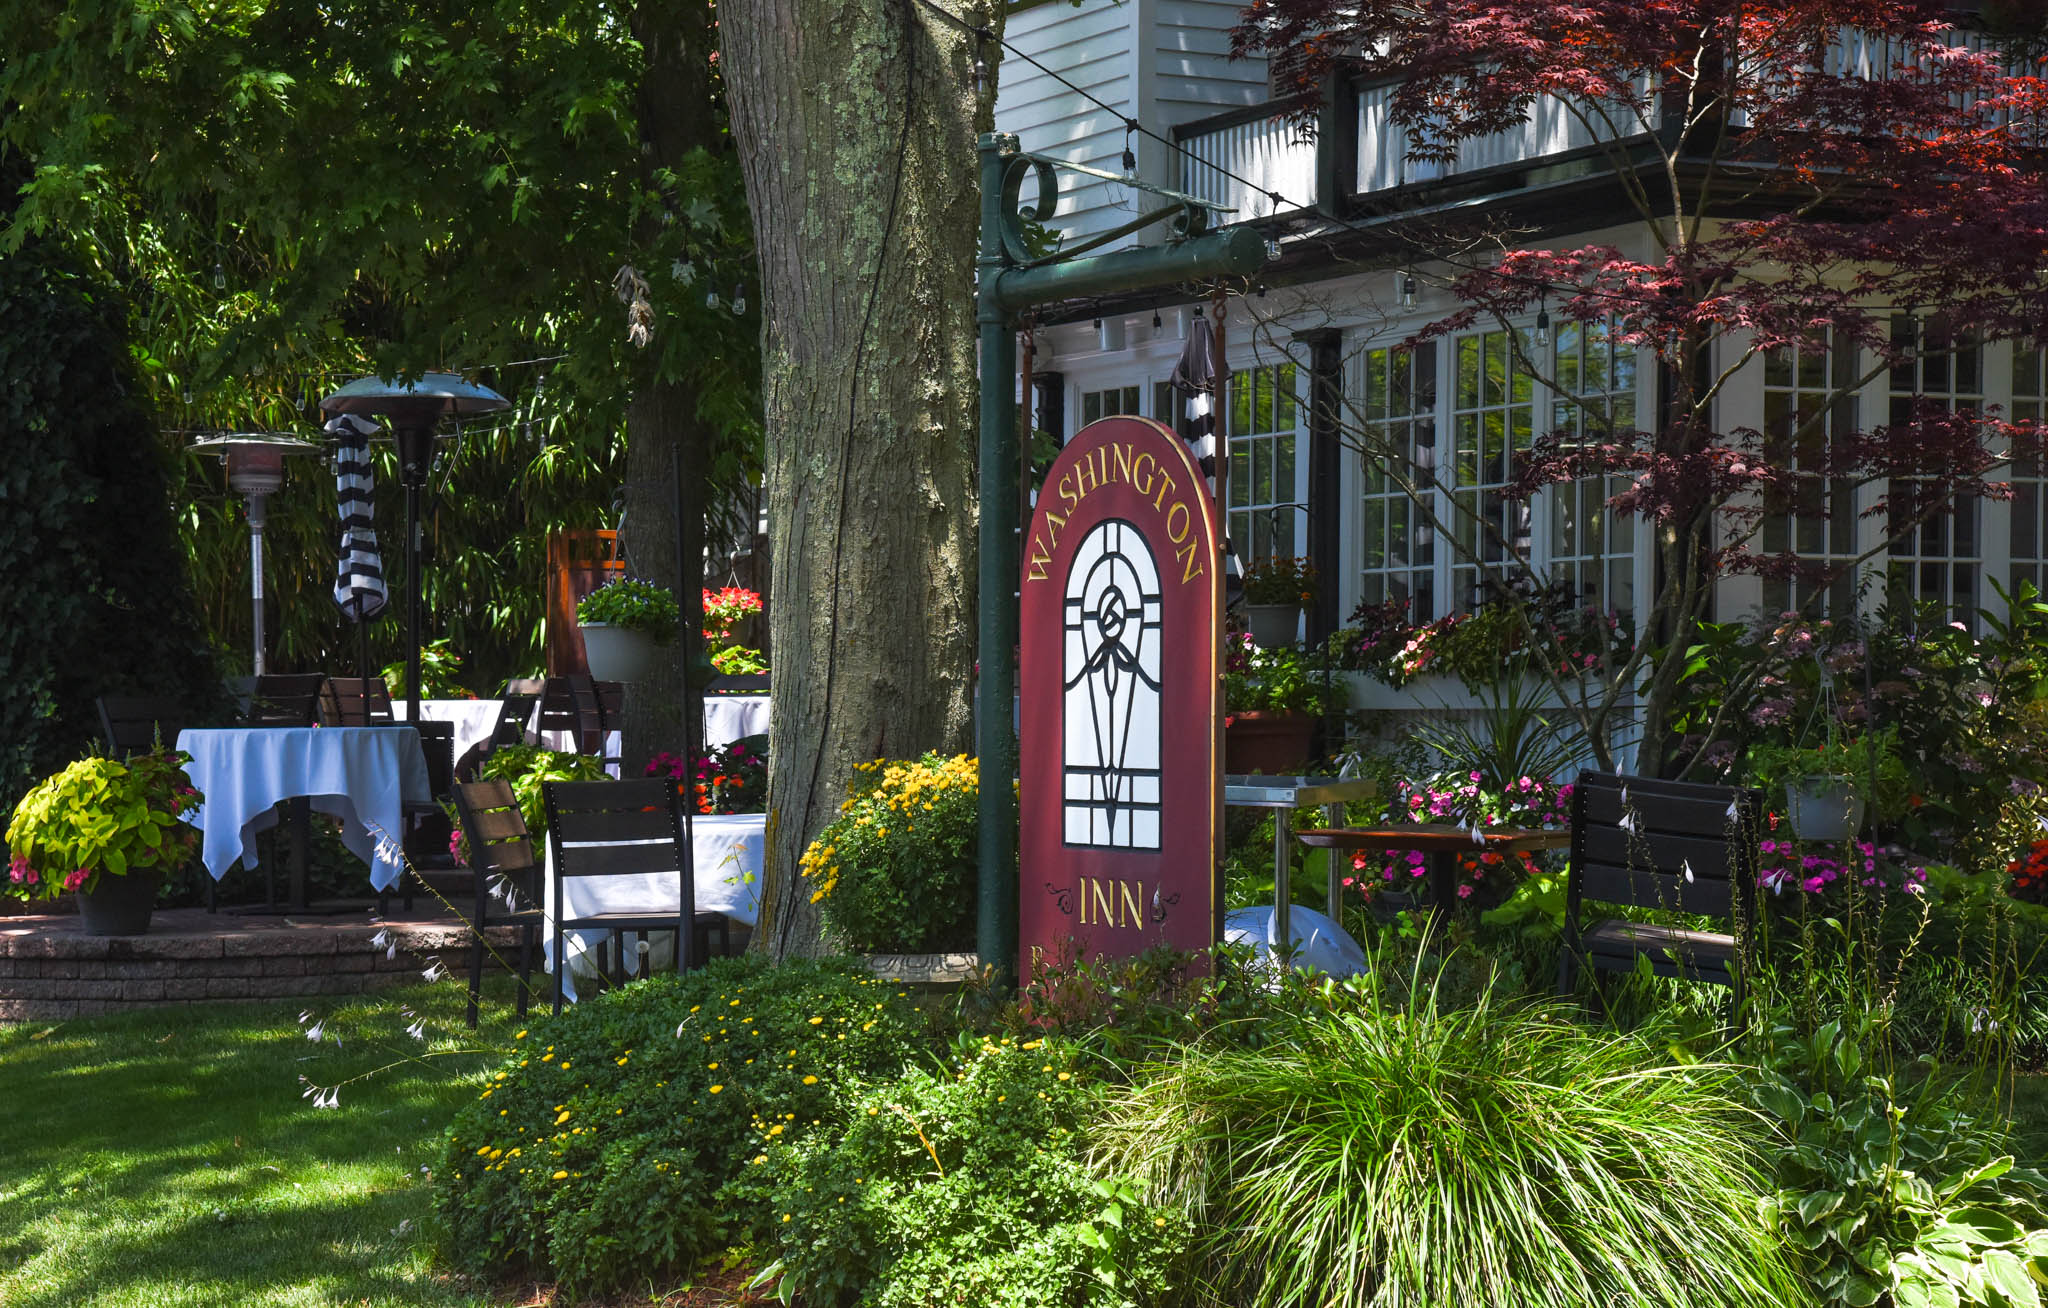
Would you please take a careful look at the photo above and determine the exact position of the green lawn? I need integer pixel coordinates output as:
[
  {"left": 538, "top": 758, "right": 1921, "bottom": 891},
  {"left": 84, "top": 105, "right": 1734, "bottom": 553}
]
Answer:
[{"left": 0, "top": 979, "right": 527, "bottom": 1307}]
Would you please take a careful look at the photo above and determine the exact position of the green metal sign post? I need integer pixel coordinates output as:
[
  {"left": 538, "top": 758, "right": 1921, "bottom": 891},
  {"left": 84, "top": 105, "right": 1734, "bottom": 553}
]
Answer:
[{"left": 975, "top": 130, "right": 1268, "bottom": 986}]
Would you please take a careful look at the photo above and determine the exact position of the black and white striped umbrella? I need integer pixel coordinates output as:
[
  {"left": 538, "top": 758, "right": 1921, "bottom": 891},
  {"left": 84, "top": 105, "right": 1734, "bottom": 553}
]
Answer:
[
  {"left": 1171, "top": 308, "right": 1244, "bottom": 607},
  {"left": 326, "top": 414, "right": 387, "bottom": 622}
]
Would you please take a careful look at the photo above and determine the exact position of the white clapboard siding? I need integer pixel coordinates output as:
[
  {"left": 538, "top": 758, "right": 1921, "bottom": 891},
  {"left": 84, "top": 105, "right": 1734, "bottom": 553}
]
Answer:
[
  {"left": 1179, "top": 116, "right": 1318, "bottom": 217},
  {"left": 994, "top": 0, "right": 1136, "bottom": 251},
  {"left": 1153, "top": 0, "right": 1268, "bottom": 122}
]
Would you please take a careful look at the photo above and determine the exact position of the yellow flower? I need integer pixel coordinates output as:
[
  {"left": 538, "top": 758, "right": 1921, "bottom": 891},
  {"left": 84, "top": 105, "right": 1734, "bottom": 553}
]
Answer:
[
  {"left": 555, "top": 1110, "right": 571, "bottom": 1124},
  {"left": 808, "top": 1016, "right": 823, "bottom": 1025},
  {"left": 802, "top": 1075, "right": 818, "bottom": 1085},
  {"left": 1057, "top": 1071, "right": 1072, "bottom": 1081},
  {"left": 709, "top": 1084, "right": 725, "bottom": 1094}
]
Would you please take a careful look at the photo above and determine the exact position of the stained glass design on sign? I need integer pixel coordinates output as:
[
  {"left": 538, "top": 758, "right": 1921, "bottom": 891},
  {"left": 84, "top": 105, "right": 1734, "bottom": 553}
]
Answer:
[{"left": 1063, "top": 518, "right": 1164, "bottom": 848}]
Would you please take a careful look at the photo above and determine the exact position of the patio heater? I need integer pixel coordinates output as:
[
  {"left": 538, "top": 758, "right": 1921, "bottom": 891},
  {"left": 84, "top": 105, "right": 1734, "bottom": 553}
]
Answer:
[
  {"left": 189, "top": 433, "right": 323, "bottom": 676},
  {"left": 318, "top": 373, "right": 509, "bottom": 723}
]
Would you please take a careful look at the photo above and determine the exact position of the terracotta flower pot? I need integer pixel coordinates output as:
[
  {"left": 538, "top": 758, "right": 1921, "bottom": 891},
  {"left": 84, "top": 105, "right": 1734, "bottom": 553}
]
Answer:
[{"left": 1225, "top": 710, "right": 1316, "bottom": 775}]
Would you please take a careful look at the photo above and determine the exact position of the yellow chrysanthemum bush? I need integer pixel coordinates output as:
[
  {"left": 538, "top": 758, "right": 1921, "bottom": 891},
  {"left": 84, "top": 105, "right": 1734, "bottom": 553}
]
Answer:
[
  {"left": 433, "top": 955, "right": 928, "bottom": 1293},
  {"left": 800, "top": 752, "right": 979, "bottom": 953}
]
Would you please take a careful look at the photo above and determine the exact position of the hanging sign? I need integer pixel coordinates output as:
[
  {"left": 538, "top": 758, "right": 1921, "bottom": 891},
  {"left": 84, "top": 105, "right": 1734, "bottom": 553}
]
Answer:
[{"left": 1017, "top": 416, "right": 1222, "bottom": 980}]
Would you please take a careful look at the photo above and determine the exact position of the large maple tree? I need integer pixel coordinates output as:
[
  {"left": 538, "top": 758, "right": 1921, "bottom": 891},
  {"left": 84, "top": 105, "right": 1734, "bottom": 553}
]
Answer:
[{"left": 1236, "top": 0, "right": 2048, "bottom": 774}]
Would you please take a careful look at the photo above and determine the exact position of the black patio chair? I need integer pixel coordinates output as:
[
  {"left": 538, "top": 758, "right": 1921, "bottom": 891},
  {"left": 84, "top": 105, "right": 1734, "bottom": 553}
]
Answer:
[
  {"left": 451, "top": 778, "right": 543, "bottom": 1028},
  {"left": 245, "top": 673, "right": 328, "bottom": 727}
]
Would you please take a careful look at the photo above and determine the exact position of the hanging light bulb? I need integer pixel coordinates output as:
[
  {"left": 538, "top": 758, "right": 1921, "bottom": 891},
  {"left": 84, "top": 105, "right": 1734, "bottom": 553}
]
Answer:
[
  {"left": 1092, "top": 317, "right": 1102, "bottom": 330},
  {"left": 1265, "top": 238, "right": 1282, "bottom": 261},
  {"left": 1401, "top": 274, "right": 1418, "bottom": 310},
  {"left": 730, "top": 283, "right": 746, "bottom": 316},
  {"left": 212, "top": 262, "right": 226, "bottom": 290},
  {"left": 705, "top": 287, "right": 721, "bottom": 311},
  {"left": 1152, "top": 310, "right": 1163, "bottom": 331},
  {"left": 1535, "top": 302, "right": 1551, "bottom": 349},
  {"left": 972, "top": 54, "right": 990, "bottom": 95},
  {"left": 1122, "top": 121, "right": 1137, "bottom": 175}
]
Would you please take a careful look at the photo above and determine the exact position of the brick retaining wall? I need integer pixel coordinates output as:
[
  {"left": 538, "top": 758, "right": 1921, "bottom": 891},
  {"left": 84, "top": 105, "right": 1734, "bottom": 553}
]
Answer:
[{"left": 0, "top": 910, "right": 518, "bottom": 1022}]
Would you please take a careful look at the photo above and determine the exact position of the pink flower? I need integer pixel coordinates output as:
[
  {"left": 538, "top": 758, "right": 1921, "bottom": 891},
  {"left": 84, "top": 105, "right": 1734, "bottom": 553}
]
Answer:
[{"left": 1456, "top": 884, "right": 1474, "bottom": 899}]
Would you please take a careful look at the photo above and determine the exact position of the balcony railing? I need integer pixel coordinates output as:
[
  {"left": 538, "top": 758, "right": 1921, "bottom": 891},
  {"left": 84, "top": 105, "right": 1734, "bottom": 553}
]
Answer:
[{"left": 1176, "top": 111, "right": 1319, "bottom": 219}]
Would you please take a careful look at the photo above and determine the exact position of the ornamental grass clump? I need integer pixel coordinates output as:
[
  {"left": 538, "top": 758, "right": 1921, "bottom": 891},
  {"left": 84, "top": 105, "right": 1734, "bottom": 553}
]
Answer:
[
  {"left": 1093, "top": 965, "right": 1808, "bottom": 1308},
  {"left": 433, "top": 954, "right": 928, "bottom": 1293},
  {"left": 800, "top": 753, "right": 978, "bottom": 953}
]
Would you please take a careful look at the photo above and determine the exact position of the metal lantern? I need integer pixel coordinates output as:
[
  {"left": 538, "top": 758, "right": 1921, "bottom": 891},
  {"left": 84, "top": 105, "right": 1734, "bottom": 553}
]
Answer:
[
  {"left": 189, "top": 432, "right": 324, "bottom": 676},
  {"left": 318, "top": 373, "right": 509, "bottom": 720}
]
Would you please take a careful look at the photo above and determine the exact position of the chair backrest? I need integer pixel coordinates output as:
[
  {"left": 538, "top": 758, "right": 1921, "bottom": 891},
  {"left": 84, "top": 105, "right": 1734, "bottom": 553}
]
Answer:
[
  {"left": 543, "top": 779, "right": 687, "bottom": 879},
  {"left": 489, "top": 692, "right": 538, "bottom": 749},
  {"left": 1567, "top": 772, "right": 1764, "bottom": 922},
  {"left": 452, "top": 778, "right": 540, "bottom": 907},
  {"left": 538, "top": 675, "right": 606, "bottom": 755},
  {"left": 414, "top": 720, "right": 457, "bottom": 799},
  {"left": 246, "top": 673, "right": 328, "bottom": 726},
  {"left": 96, "top": 696, "right": 189, "bottom": 759},
  {"left": 321, "top": 676, "right": 395, "bottom": 726}
]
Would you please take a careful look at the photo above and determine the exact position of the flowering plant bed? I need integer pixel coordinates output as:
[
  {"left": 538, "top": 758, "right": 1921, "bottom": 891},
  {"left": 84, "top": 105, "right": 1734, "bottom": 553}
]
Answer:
[
  {"left": 647, "top": 736, "right": 766, "bottom": 815},
  {"left": 799, "top": 753, "right": 977, "bottom": 952},
  {"left": 1343, "top": 769, "right": 1571, "bottom": 906}
]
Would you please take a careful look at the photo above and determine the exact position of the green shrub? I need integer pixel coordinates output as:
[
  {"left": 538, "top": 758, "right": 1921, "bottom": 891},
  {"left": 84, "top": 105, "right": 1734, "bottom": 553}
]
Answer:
[
  {"left": 1749, "top": 1008, "right": 2048, "bottom": 1308},
  {"left": 800, "top": 754, "right": 977, "bottom": 953},
  {"left": 1093, "top": 965, "right": 1808, "bottom": 1308},
  {"left": 474, "top": 744, "right": 608, "bottom": 844},
  {"left": 756, "top": 1037, "right": 1190, "bottom": 1308},
  {"left": 433, "top": 955, "right": 930, "bottom": 1292},
  {"left": 575, "top": 576, "right": 680, "bottom": 638}
]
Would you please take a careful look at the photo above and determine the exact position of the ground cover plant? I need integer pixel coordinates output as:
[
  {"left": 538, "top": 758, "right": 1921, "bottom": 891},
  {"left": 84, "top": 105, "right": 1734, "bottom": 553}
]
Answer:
[
  {"left": 0, "top": 982, "right": 519, "bottom": 1308},
  {"left": 433, "top": 954, "right": 932, "bottom": 1294}
]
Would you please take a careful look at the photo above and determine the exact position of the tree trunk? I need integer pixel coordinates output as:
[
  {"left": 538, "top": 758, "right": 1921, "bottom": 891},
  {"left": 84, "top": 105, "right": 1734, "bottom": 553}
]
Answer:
[
  {"left": 722, "top": 0, "right": 989, "bottom": 958},
  {"left": 617, "top": 0, "right": 721, "bottom": 776},
  {"left": 619, "top": 379, "right": 710, "bottom": 776}
]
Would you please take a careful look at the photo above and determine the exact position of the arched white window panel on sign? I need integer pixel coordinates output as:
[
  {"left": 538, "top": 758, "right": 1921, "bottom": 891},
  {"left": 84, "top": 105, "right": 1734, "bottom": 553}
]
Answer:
[{"left": 1063, "top": 518, "right": 1164, "bottom": 850}]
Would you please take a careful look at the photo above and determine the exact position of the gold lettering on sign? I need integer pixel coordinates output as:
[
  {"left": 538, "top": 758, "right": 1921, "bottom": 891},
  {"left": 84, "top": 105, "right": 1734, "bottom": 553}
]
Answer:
[
  {"left": 1109, "top": 442, "right": 1134, "bottom": 487},
  {"left": 1166, "top": 501, "right": 1190, "bottom": 544},
  {"left": 1059, "top": 472, "right": 1078, "bottom": 512},
  {"left": 1151, "top": 469, "right": 1176, "bottom": 513},
  {"left": 1026, "top": 531, "right": 1052, "bottom": 582},
  {"left": 1022, "top": 433, "right": 1208, "bottom": 587},
  {"left": 1075, "top": 449, "right": 1101, "bottom": 497},
  {"left": 1131, "top": 452, "right": 1156, "bottom": 498},
  {"left": 1076, "top": 875, "right": 1150, "bottom": 929},
  {"left": 1045, "top": 510, "right": 1066, "bottom": 549}
]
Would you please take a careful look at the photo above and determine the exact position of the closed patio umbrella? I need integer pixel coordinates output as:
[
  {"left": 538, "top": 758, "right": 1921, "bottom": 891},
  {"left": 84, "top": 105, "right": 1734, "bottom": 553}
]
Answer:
[
  {"left": 1171, "top": 306, "right": 1243, "bottom": 606},
  {"left": 327, "top": 413, "right": 387, "bottom": 680}
]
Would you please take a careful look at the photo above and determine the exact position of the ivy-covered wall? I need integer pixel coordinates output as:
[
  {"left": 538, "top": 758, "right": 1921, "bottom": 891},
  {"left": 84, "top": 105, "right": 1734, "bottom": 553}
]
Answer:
[{"left": 0, "top": 239, "right": 224, "bottom": 840}]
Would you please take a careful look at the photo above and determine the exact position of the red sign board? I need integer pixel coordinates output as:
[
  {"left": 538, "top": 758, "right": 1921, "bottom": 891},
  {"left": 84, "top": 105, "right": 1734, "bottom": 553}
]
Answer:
[{"left": 1018, "top": 416, "right": 1222, "bottom": 980}]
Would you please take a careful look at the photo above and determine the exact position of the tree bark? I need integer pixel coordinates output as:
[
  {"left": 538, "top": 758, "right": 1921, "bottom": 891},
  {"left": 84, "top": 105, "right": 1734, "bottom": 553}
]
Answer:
[
  {"left": 722, "top": 0, "right": 989, "bottom": 957},
  {"left": 617, "top": 0, "right": 722, "bottom": 776}
]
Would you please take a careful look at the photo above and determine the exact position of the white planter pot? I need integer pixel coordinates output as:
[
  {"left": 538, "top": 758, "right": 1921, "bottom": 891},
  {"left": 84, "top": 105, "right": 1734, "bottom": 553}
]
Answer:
[
  {"left": 1244, "top": 604, "right": 1302, "bottom": 647},
  {"left": 579, "top": 622, "right": 660, "bottom": 683},
  {"left": 1785, "top": 779, "right": 1864, "bottom": 843}
]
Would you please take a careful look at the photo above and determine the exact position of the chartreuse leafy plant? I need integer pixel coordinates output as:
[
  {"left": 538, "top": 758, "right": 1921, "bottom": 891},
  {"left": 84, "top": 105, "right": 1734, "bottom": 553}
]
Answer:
[
  {"left": 473, "top": 744, "right": 607, "bottom": 844},
  {"left": 433, "top": 955, "right": 930, "bottom": 1294},
  {"left": 800, "top": 754, "right": 979, "bottom": 953},
  {"left": 1749, "top": 1009, "right": 2048, "bottom": 1308},
  {"left": 1093, "top": 963, "right": 1807, "bottom": 1308},
  {"left": 751, "top": 1037, "right": 1190, "bottom": 1308},
  {"left": 575, "top": 576, "right": 681, "bottom": 639},
  {"left": 5, "top": 749, "right": 202, "bottom": 898}
]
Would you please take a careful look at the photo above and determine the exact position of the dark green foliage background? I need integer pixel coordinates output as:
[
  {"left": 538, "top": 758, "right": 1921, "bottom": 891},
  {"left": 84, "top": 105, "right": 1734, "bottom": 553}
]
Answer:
[{"left": 0, "top": 235, "right": 226, "bottom": 839}]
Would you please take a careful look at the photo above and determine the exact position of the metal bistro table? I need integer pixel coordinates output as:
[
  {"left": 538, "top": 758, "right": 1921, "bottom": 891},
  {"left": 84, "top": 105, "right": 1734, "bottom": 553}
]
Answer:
[{"left": 1223, "top": 775, "right": 1379, "bottom": 949}]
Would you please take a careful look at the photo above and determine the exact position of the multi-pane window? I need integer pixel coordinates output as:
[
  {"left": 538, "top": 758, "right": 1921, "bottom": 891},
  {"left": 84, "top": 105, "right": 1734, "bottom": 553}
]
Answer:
[
  {"left": 1761, "top": 332, "right": 1861, "bottom": 617},
  {"left": 1546, "top": 318, "right": 1637, "bottom": 620},
  {"left": 1226, "top": 363, "right": 1301, "bottom": 564},
  {"left": 2011, "top": 346, "right": 2048, "bottom": 593},
  {"left": 1080, "top": 385, "right": 1141, "bottom": 425},
  {"left": 1449, "top": 328, "right": 1535, "bottom": 610},
  {"left": 1356, "top": 344, "right": 1439, "bottom": 617},
  {"left": 1885, "top": 315, "right": 1983, "bottom": 622}
]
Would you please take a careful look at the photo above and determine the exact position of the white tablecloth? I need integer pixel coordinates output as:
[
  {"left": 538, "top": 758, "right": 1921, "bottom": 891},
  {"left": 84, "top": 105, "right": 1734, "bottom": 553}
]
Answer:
[
  {"left": 543, "top": 811, "right": 765, "bottom": 1000},
  {"left": 397, "top": 698, "right": 517, "bottom": 768},
  {"left": 175, "top": 726, "right": 433, "bottom": 890},
  {"left": 703, "top": 695, "right": 770, "bottom": 750}
]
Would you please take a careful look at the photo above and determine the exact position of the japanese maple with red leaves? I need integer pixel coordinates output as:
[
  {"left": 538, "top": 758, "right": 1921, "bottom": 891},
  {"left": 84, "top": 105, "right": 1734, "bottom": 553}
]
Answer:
[{"left": 1234, "top": 0, "right": 2048, "bottom": 776}]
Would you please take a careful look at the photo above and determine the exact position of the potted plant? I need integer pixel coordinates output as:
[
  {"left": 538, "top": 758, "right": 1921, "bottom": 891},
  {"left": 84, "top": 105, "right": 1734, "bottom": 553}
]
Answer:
[
  {"left": 5, "top": 748, "right": 204, "bottom": 935},
  {"left": 1224, "top": 636, "right": 1338, "bottom": 774},
  {"left": 1240, "top": 556, "right": 1316, "bottom": 647},
  {"left": 1746, "top": 730, "right": 1907, "bottom": 843},
  {"left": 576, "top": 577, "right": 680, "bottom": 683}
]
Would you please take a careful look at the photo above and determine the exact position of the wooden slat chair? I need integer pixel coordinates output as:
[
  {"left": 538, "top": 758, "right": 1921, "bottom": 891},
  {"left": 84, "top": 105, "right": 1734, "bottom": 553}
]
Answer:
[
  {"left": 1560, "top": 772, "right": 1766, "bottom": 1008},
  {"left": 538, "top": 675, "right": 606, "bottom": 757},
  {"left": 96, "top": 696, "right": 189, "bottom": 759},
  {"left": 542, "top": 778, "right": 726, "bottom": 1014},
  {"left": 450, "top": 779, "right": 543, "bottom": 1029},
  {"left": 245, "top": 673, "right": 328, "bottom": 726},
  {"left": 320, "top": 676, "right": 395, "bottom": 726}
]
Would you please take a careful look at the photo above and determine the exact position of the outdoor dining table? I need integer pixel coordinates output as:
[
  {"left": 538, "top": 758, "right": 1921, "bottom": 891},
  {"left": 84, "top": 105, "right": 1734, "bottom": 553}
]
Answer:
[
  {"left": 542, "top": 811, "right": 766, "bottom": 1001},
  {"left": 396, "top": 698, "right": 515, "bottom": 770},
  {"left": 1294, "top": 822, "right": 1572, "bottom": 928},
  {"left": 1224, "top": 775, "right": 1379, "bottom": 949},
  {"left": 175, "top": 725, "right": 433, "bottom": 908}
]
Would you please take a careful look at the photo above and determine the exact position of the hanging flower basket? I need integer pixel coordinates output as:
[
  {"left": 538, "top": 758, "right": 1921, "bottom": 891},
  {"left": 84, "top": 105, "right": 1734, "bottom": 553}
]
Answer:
[
  {"left": 579, "top": 622, "right": 660, "bottom": 683},
  {"left": 1243, "top": 604, "right": 1302, "bottom": 648},
  {"left": 1785, "top": 777, "right": 1864, "bottom": 843}
]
